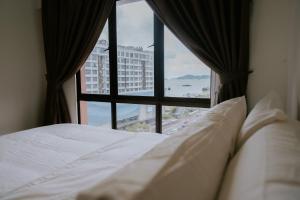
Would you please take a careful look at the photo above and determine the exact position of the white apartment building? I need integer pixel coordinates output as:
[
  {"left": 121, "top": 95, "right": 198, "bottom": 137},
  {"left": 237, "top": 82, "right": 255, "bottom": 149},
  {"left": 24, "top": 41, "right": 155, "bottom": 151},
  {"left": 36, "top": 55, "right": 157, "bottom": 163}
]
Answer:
[{"left": 83, "top": 39, "right": 154, "bottom": 95}]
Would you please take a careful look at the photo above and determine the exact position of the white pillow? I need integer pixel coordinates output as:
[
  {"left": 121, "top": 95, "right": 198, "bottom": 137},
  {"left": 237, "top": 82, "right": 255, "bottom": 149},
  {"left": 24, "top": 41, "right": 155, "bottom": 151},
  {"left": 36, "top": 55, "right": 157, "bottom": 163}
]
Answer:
[
  {"left": 77, "top": 97, "right": 246, "bottom": 200},
  {"left": 236, "top": 91, "right": 287, "bottom": 150},
  {"left": 218, "top": 121, "right": 300, "bottom": 200}
]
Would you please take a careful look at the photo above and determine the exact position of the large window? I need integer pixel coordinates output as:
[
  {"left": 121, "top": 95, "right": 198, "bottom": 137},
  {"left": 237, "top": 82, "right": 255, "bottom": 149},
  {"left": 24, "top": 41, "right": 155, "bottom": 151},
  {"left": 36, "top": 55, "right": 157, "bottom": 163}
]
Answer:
[{"left": 77, "top": 0, "right": 211, "bottom": 134}]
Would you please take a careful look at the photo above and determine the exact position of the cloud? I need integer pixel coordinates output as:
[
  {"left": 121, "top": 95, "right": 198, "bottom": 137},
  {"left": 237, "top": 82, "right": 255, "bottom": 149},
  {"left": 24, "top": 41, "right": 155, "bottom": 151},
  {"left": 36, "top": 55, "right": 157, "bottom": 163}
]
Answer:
[
  {"left": 99, "top": 0, "right": 211, "bottom": 78},
  {"left": 117, "top": 1, "right": 153, "bottom": 49},
  {"left": 164, "top": 28, "right": 210, "bottom": 78}
]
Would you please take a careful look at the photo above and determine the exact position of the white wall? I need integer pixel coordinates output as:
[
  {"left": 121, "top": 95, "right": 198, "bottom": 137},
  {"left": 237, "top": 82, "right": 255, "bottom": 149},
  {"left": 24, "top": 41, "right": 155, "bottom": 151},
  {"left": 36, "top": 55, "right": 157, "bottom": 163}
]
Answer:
[
  {"left": 286, "top": 0, "right": 300, "bottom": 119},
  {"left": 296, "top": 1, "right": 300, "bottom": 119},
  {"left": 0, "top": 0, "right": 46, "bottom": 134},
  {"left": 248, "top": 0, "right": 300, "bottom": 120}
]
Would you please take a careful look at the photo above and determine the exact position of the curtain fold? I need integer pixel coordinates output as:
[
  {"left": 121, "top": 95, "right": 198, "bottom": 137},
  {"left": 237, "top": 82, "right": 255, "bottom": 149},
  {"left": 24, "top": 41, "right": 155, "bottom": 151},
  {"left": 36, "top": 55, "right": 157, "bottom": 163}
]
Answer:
[
  {"left": 42, "top": 0, "right": 114, "bottom": 125},
  {"left": 146, "top": 0, "right": 251, "bottom": 103}
]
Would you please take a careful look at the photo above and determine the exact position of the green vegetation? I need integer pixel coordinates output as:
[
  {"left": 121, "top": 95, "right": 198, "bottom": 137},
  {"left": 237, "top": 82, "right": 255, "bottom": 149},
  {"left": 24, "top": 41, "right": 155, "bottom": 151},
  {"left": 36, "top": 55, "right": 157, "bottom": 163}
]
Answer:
[{"left": 125, "top": 122, "right": 150, "bottom": 132}]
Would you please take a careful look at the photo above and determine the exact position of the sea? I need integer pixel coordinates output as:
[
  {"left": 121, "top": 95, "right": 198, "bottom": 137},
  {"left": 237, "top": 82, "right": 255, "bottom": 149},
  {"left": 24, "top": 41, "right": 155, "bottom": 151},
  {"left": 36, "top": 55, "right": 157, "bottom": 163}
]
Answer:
[{"left": 87, "top": 78, "right": 210, "bottom": 126}]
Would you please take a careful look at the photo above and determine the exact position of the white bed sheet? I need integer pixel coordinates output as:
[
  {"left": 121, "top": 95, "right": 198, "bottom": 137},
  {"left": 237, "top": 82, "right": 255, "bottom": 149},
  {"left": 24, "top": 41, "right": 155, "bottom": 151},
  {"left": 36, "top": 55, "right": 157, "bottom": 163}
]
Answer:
[{"left": 0, "top": 124, "right": 168, "bottom": 200}]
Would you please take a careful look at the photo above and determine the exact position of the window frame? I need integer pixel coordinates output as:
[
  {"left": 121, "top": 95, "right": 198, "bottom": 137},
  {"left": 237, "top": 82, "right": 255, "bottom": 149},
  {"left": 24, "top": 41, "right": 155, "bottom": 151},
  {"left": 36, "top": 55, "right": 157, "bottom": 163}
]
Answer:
[{"left": 76, "top": 1, "right": 211, "bottom": 133}]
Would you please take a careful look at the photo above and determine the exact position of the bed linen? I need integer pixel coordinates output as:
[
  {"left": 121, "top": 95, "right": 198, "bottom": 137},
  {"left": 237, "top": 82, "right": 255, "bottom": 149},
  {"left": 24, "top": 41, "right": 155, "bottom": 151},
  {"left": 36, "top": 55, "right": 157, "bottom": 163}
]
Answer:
[
  {"left": 78, "top": 96, "right": 246, "bottom": 200},
  {"left": 218, "top": 120, "right": 300, "bottom": 200},
  {"left": 237, "top": 91, "right": 287, "bottom": 149},
  {"left": 0, "top": 124, "right": 168, "bottom": 200}
]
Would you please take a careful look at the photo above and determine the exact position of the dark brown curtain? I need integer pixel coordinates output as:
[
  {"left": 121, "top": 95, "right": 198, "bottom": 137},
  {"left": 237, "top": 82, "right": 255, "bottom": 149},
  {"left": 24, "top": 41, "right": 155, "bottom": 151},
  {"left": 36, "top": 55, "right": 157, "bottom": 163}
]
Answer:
[
  {"left": 42, "top": 0, "right": 114, "bottom": 125},
  {"left": 146, "top": 0, "right": 251, "bottom": 103}
]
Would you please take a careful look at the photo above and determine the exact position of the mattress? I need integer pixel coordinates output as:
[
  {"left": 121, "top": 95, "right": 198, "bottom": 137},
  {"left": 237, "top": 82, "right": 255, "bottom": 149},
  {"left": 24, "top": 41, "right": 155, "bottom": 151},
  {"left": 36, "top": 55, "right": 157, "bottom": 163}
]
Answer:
[{"left": 0, "top": 124, "right": 168, "bottom": 200}]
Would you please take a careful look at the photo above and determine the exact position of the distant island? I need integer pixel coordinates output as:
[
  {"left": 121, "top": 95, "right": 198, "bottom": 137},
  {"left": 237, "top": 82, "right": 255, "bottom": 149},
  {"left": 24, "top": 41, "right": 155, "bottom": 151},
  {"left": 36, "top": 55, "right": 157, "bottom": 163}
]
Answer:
[{"left": 175, "top": 74, "right": 210, "bottom": 80}]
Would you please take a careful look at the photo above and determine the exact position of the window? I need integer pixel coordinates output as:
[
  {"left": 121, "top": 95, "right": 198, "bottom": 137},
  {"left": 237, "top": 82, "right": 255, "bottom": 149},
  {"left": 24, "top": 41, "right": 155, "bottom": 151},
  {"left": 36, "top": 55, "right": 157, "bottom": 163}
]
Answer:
[
  {"left": 117, "top": 104, "right": 155, "bottom": 132},
  {"left": 80, "top": 22, "right": 109, "bottom": 95},
  {"left": 117, "top": 0, "right": 154, "bottom": 97},
  {"left": 164, "top": 27, "right": 211, "bottom": 98},
  {"left": 79, "top": 101, "right": 111, "bottom": 127},
  {"left": 162, "top": 106, "right": 208, "bottom": 134},
  {"left": 77, "top": 0, "right": 210, "bottom": 134}
]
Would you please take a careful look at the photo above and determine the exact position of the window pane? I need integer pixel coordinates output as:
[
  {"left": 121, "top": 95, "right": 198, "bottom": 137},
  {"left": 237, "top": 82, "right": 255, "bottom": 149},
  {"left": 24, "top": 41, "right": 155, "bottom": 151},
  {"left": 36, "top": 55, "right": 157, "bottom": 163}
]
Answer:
[
  {"left": 117, "top": 0, "right": 154, "bottom": 96},
  {"left": 80, "top": 21, "right": 110, "bottom": 94},
  {"left": 164, "top": 27, "right": 211, "bottom": 98},
  {"left": 162, "top": 106, "right": 208, "bottom": 134},
  {"left": 117, "top": 103, "right": 155, "bottom": 132},
  {"left": 80, "top": 101, "right": 111, "bottom": 128}
]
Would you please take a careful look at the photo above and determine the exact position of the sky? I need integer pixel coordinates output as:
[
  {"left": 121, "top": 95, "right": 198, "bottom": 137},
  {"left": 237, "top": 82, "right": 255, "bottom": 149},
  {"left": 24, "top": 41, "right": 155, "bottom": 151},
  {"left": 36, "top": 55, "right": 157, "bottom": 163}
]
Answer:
[{"left": 100, "top": 0, "right": 210, "bottom": 79}]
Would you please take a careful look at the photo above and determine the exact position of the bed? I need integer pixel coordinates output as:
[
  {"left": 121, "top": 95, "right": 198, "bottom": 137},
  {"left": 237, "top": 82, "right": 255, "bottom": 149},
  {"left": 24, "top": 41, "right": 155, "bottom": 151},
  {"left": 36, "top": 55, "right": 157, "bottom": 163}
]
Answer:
[
  {"left": 1, "top": 93, "right": 300, "bottom": 200},
  {"left": 0, "top": 96, "right": 246, "bottom": 200},
  {"left": 0, "top": 124, "right": 168, "bottom": 199}
]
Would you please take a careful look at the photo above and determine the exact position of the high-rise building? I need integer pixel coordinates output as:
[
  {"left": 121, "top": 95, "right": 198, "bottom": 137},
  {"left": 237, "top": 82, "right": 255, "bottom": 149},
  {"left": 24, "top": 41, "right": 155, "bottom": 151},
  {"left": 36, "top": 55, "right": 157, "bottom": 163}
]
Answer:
[{"left": 82, "top": 39, "right": 154, "bottom": 95}]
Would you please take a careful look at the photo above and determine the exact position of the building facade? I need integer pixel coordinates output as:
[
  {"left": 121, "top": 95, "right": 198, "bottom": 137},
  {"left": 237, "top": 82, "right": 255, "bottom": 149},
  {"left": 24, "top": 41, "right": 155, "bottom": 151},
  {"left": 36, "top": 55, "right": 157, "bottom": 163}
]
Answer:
[{"left": 82, "top": 39, "right": 154, "bottom": 95}]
